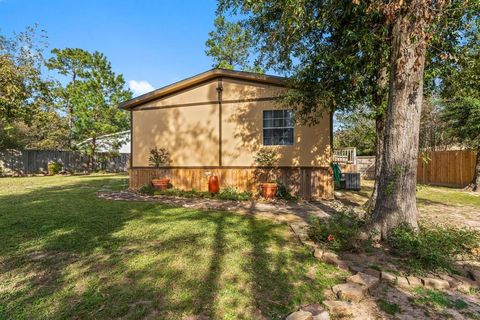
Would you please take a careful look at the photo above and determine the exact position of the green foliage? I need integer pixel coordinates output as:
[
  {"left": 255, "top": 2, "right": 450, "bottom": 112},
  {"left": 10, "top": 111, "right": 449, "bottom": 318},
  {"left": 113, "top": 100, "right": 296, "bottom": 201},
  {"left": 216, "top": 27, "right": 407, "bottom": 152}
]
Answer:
[
  {"left": 413, "top": 288, "right": 468, "bottom": 310},
  {"left": 254, "top": 147, "right": 280, "bottom": 183},
  {"left": 253, "top": 147, "right": 279, "bottom": 167},
  {"left": 153, "top": 186, "right": 252, "bottom": 201},
  {"left": 275, "top": 182, "right": 297, "bottom": 201},
  {"left": 47, "top": 48, "right": 132, "bottom": 155},
  {"left": 138, "top": 184, "right": 155, "bottom": 196},
  {"left": 388, "top": 224, "right": 480, "bottom": 272},
  {"left": 0, "top": 25, "right": 56, "bottom": 150},
  {"left": 148, "top": 147, "right": 171, "bottom": 168},
  {"left": 308, "top": 211, "right": 368, "bottom": 252},
  {"left": 334, "top": 107, "right": 376, "bottom": 156},
  {"left": 155, "top": 188, "right": 211, "bottom": 198},
  {"left": 377, "top": 299, "right": 400, "bottom": 315},
  {"left": 47, "top": 161, "right": 63, "bottom": 175},
  {"left": 216, "top": 186, "right": 252, "bottom": 201},
  {"left": 205, "top": 15, "right": 261, "bottom": 72}
]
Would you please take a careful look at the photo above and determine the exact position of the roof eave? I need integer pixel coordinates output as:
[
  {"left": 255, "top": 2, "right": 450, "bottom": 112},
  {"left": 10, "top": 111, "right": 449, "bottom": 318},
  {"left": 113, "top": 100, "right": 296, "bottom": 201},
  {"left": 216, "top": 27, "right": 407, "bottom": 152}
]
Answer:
[{"left": 119, "top": 68, "right": 287, "bottom": 110}]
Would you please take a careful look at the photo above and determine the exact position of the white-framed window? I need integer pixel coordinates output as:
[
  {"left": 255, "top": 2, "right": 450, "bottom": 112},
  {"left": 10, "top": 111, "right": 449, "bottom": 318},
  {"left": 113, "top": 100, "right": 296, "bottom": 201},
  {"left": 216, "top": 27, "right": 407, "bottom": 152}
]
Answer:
[{"left": 263, "top": 109, "right": 294, "bottom": 145}]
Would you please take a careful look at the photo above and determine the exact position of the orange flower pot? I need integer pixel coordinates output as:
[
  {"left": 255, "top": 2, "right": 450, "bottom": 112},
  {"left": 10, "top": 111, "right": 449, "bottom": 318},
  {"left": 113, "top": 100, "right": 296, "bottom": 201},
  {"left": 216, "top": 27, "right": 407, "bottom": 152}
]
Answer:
[
  {"left": 152, "top": 178, "right": 170, "bottom": 190},
  {"left": 261, "top": 182, "right": 277, "bottom": 199},
  {"left": 208, "top": 175, "right": 220, "bottom": 194}
]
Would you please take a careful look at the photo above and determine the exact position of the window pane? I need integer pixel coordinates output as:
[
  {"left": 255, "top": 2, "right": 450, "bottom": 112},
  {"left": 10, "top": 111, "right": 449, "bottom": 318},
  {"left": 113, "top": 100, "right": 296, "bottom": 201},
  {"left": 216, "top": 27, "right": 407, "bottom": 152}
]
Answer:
[
  {"left": 273, "top": 110, "right": 283, "bottom": 118},
  {"left": 273, "top": 118, "right": 283, "bottom": 127},
  {"left": 263, "top": 129, "right": 273, "bottom": 145},
  {"left": 262, "top": 109, "right": 294, "bottom": 145}
]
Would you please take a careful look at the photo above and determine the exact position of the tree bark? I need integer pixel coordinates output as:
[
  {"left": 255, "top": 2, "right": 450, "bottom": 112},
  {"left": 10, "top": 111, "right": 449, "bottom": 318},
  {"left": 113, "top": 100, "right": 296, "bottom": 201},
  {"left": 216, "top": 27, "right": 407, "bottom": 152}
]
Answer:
[
  {"left": 466, "top": 145, "right": 480, "bottom": 192},
  {"left": 371, "top": 12, "right": 426, "bottom": 238},
  {"left": 367, "top": 113, "right": 385, "bottom": 212},
  {"left": 366, "top": 65, "right": 388, "bottom": 213}
]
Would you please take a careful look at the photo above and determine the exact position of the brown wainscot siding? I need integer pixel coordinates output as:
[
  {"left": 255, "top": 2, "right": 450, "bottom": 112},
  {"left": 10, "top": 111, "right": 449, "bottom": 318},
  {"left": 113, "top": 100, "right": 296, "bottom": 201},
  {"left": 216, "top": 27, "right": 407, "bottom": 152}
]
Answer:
[{"left": 129, "top": 167, "right": 333, "bottom": 200}]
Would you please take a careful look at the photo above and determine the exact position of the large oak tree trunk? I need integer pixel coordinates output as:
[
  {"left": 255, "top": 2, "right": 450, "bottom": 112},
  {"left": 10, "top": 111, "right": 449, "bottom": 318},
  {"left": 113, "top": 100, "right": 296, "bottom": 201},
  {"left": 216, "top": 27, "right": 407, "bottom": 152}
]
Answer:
[
  {"left": 371, "top": 12, "right": 426, "bottom": 238},
  {"left": 466, "top": 145, "right": 480, "bottom": 192}
]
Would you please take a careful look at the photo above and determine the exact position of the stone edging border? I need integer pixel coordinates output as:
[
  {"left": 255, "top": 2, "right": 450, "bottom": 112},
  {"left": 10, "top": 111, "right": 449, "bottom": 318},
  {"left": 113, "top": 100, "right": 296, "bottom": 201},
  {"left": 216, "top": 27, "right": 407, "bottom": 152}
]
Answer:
[{"left": 286, "top": 221, "right": 480, "bottom": 320}]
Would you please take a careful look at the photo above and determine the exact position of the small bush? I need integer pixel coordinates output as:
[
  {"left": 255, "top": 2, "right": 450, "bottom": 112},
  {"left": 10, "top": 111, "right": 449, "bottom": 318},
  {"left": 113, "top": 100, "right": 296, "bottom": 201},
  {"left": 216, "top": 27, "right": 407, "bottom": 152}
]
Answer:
[
  {"left": 275, "top": 182, "right": 297, "bottom": 201},
  {"left": 308, "top": 211, "right": 368, "bottom": 252},
  {"left": 138, "top": 184, "right": 155, "bottom": 196},
  {"left": 149, "top": 147, "right": 171, "bottom": 167},
  {"left": 48, "top": 161, "right": 63, "bottom": 175},
  {"left": 388, "top": 224, "right": 480, "bottom": 272},
  {"left": 216, "top": 186, "right": 252, "bottom": 201}
]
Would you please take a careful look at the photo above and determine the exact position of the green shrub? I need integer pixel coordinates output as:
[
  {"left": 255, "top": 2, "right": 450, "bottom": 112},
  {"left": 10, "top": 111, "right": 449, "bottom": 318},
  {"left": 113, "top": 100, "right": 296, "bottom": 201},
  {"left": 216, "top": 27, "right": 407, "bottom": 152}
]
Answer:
[
  {"left": 138, "top": 184, "right": 155, "bottom": 196},
  {"left": 216, "top": 186, "right": 252, "bottom": 201},
  {"left": 154, "top": 188, "right": 212, "bottom": 198},
  {"left": 275, "top": 182, "right": 298, "bottom": 201},
  {"left": 388, "top": 224, "right": 480, "bottom": 272},
  {"left": 308, "top": 211, "right": 368, "bottom": 252},
  {"left": 48, "top": 161, "right": 63, "bottom": 175}
]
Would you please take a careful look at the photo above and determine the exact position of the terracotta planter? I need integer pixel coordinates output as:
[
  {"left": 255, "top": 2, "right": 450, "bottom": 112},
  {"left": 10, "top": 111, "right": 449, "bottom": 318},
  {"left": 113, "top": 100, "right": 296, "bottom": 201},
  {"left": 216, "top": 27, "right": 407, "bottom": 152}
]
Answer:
[
  {"left": 260, "top": 182, "right": 277, "bottom": 199},
  {"left": 208, "top": 175, "right": 220, "bottom": 194},
  {"left": 152, "top": 178, "right": 170, "bottom": 190}
]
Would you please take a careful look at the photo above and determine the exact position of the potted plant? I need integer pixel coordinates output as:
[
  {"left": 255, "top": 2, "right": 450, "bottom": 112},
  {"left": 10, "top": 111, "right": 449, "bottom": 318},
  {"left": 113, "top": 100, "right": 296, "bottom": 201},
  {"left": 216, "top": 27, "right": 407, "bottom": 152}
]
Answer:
[
  {"left": 254, "top": 147, "right": 279, "bottom": 199},
  {"left": 149, "top": 147, "right": 171, "bottom": 190}
]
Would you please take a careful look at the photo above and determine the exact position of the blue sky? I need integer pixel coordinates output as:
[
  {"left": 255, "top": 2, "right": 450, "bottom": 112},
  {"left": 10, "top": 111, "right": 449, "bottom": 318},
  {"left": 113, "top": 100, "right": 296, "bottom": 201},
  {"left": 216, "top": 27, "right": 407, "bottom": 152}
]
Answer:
[{"left": 0, "top": 0, "right": 221, "bottom": 96}]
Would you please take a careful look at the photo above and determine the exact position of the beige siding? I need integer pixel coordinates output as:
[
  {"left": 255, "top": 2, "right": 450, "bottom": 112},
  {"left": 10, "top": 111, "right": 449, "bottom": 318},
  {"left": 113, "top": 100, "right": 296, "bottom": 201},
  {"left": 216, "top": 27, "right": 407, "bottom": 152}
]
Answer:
[
  {"left": 132, "top": 104, "right": 219, "bottom": 166},
  {"left": 221, "top": 77, "right": 284, "bottom": 100},
  {"left": 135, "top": 79, "right": 218, "bottom": 110},
  {"left": 221, "top": 100, "right": 331, "bottom": 167},
  {"left": 131, "top": 77, "right": 331, "bottom": 168}
]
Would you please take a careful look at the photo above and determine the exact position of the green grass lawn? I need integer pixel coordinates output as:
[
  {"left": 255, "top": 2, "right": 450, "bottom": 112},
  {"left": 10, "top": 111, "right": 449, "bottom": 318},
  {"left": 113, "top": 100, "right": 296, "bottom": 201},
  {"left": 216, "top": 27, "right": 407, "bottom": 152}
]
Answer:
[
  {"left": 0, "top": 174, "right": 344, "bottom": 320},
  {"left": 416, "top": 184, "right": 480, "bottom": 208}
]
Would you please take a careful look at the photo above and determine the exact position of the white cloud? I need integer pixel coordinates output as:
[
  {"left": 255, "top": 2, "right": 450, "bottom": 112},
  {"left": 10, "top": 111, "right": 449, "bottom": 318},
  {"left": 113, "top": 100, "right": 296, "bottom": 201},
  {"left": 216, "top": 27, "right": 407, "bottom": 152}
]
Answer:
[{"left": 129, "top": 80, "right": 155, "bottom": 96}]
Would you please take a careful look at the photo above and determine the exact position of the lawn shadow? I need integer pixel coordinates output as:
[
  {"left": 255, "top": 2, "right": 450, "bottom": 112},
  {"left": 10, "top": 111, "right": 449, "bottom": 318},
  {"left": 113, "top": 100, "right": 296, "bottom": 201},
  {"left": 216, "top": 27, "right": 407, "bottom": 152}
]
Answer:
[{"left": 0, "top": 176, "right": 322, "bottom": 319}]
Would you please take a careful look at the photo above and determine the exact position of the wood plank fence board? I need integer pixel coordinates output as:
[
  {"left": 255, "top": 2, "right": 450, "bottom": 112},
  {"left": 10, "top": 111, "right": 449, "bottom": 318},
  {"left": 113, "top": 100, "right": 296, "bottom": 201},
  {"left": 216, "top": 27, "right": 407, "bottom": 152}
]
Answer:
[
  {"left": 0, "top": 149, "right": 130, "bottom": 175},
  {"left": 417, "top": 150, "right": 477, "bottom": 187}
]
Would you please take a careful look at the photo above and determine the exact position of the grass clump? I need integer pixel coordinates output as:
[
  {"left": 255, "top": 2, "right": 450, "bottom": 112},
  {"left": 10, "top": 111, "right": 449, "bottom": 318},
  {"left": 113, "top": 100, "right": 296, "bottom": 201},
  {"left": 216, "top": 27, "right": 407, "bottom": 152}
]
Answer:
[
  {"left": 377, "top": 299, "right": 400, "bottom": 315},
  {"left": 275, "top": 182, "right": 298, "bottom": 201},
  {"left": 139, "top": 185, "right": 252, "bottom": 201},
  {"left": 413, "top": 288, "right": 468, "bottom": 310},
  {"left": 138, "top": 184, "right": 155, "bottom": 195},
  {"left": 308, "top": 211, "right": 368, "bottom": 252},
  {"left": 388, "top": 224, "right": 480, "bottom": 272},
  {"left": 216, "top": 186, "right": 252, "bottom": 201}
]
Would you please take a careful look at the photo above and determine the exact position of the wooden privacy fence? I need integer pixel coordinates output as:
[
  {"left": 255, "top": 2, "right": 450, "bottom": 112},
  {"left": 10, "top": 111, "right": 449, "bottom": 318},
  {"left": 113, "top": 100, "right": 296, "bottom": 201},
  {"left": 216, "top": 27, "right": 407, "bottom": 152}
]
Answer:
[
  {"left": 417, "top": 150, "right": 477, "bottom": 187},
  {"left": 0, "top": 149, "right": 130, "bottom": 176}
]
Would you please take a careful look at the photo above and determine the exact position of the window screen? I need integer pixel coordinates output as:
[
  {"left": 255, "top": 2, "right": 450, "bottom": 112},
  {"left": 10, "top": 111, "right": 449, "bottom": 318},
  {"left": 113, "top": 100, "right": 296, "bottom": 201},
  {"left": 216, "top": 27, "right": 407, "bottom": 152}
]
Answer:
[{"left": 263, "top": 110, "right": 294, "bottom": 145}]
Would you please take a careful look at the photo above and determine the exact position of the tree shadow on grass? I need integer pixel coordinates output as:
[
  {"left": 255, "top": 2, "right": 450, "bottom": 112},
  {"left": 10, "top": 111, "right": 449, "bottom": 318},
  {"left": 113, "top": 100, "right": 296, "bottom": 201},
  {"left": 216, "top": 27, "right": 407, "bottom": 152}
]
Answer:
[{"left": 0, "top": 176, "right": 333, "bottom": 320}]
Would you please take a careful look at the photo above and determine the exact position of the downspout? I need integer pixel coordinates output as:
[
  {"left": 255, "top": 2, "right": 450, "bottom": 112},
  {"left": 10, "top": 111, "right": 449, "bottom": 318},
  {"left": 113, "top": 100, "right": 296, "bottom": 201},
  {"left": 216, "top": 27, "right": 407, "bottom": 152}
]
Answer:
[{"left": 217, "top": 78, "right": 223, "bottom": 167}]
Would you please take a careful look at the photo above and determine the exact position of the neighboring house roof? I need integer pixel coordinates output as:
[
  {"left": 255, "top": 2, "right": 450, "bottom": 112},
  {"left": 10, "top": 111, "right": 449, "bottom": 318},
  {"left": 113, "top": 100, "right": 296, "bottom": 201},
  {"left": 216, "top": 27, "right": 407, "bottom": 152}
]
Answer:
[
  {"left": 76, "top": 130, "right": 131, "bottom": 154},
  {"left": 119, "top": 68, "right": 287, "bottom": 110}
]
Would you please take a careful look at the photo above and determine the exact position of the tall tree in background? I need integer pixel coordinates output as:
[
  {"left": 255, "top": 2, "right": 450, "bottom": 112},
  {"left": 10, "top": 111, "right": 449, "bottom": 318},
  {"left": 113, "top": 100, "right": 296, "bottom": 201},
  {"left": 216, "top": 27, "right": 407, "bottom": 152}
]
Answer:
[
  {"left": 0, "top": 26, "right": 52, "bottom": 149},
  {"left": 67, "top": 51, "right": 131, "bottom": 168},
  {"left": 205, "top": 15, "right": 261, "bottom": 71},
  {"left": 46, "top": 48, "right": 92, "bottom": 148},
  {"left": 441, "top": 32, "right": 480, "bottom": 191},
  {"left": 334, "top": 107, "right": 376, "bottom": 156}
]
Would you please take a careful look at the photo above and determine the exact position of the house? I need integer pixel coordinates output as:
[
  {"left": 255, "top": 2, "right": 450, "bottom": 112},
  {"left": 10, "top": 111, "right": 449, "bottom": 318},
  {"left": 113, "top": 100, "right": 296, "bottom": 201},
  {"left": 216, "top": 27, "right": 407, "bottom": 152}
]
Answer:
[{"left": 119, "top": 69, "right": 333, "bottom": 199}]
